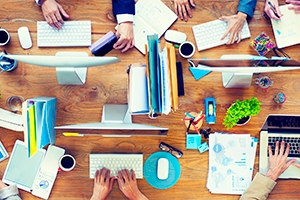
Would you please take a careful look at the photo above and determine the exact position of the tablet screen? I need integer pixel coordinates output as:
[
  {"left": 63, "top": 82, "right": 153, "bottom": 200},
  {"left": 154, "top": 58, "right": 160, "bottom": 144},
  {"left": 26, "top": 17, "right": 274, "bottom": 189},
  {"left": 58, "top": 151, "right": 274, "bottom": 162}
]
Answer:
[{"left": 2, "top": 140, "right": 45, "bottom": 192}]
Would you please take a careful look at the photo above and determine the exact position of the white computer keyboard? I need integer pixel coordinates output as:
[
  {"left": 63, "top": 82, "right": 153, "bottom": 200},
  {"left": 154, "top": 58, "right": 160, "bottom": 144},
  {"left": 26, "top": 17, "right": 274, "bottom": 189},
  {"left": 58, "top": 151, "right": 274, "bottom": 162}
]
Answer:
[
  {"left": 192, "top": 19, "right": 251, "bottom": 51},
  {"left": 89, "top": 153, "right": 143, "bottom": 179},
  {"left": 37, "top": 21, "right": 92, "bottom": 47}
]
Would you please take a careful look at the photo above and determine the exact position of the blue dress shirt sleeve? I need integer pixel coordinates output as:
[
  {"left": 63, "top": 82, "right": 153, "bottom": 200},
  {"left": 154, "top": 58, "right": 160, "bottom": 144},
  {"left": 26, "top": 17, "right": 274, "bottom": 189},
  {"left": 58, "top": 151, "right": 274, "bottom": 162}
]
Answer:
[{"left": 237, "top": 0, "right": 257, "bottom": 18}]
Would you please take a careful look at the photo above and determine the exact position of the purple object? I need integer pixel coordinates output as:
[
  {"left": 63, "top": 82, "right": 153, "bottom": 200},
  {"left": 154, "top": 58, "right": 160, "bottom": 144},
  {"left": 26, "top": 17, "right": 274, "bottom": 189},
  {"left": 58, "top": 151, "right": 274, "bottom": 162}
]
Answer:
[{"left": 89, "top": 31, "right": 118, "bottom": 56}]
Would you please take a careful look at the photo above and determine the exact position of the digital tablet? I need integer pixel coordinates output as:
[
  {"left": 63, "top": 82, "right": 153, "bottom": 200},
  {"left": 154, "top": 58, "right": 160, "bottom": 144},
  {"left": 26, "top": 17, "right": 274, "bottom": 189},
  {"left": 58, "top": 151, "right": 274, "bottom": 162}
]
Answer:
[{"left": 2, "top": 140, "right": 46, "bottom": 192}]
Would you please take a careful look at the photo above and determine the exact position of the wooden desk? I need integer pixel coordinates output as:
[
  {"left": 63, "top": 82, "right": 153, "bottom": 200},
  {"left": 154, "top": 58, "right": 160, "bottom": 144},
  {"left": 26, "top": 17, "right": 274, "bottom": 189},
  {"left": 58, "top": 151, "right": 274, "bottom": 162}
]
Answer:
[{"left": 1, "top": 0, "right": 300, "bottom": 199}]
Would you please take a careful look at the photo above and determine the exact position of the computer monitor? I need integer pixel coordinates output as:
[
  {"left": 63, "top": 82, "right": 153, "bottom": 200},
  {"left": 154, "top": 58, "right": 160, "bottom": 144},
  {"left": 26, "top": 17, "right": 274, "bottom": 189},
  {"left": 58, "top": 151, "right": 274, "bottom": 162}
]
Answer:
[
  {"left": 1, "top": 51, "right": 120, "bottom": 85},
  {"left": 188, "top": 55, "right": 300, "bottom": 88},
  {"left": 55, "top": 104, "right": 168, "bottom": 137}
]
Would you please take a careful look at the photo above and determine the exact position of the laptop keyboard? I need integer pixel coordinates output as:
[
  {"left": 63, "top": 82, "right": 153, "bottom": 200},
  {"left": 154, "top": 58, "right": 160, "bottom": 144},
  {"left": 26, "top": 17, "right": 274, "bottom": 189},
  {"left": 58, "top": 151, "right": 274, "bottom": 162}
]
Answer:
[
  {"left": 267, "top": 116, "right": 300, "bottom": 128},
  {"left": 268, "top": 136, "right": 300, "bottom": 157}
]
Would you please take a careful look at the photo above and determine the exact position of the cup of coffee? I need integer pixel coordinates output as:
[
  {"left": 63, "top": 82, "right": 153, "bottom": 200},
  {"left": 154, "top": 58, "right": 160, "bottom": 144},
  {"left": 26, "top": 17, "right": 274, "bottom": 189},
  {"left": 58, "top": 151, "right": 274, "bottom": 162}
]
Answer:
[
  {"left": 178, "top": 41, "right": 195, "bottom": 59},
  {"left": 58, "top": 154, "right": 76, "bottom": 171},
  {"left": 0, "top": 28, "right": 10, "bottom": 46}
]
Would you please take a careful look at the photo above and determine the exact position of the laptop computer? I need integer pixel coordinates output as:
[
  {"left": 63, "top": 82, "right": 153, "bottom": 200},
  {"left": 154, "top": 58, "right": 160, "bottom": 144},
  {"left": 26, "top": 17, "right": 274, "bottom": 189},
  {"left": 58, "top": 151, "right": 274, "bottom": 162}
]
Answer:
[{"left": 259, "top": 114, "right": 300, "bottom": 179}]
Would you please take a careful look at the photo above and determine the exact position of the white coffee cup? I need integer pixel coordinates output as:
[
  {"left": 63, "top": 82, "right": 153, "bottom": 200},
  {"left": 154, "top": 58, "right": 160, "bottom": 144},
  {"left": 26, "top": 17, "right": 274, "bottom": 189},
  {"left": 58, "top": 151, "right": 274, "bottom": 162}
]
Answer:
[
  {"left": 0, "top": 28, "right": 10, "bottom": 46},
  {"left": 58, "top": 154, "right": 76, "bottom": 171},
  {"left": 178, "top": 41, "right": 195, "bottom": 59}
]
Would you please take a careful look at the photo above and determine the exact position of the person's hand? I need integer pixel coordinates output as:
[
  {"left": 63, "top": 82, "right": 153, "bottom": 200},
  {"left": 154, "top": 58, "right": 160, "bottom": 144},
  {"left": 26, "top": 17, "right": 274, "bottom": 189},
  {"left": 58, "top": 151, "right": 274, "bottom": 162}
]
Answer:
[
  {"left": 117, "top": 169, "right": 148, "bottom": 200},
  {"left": 0, "top": 180, "right": 7, "bottom": 190},
  {"left": 266, "top": 141, "right": 296, "bottom": 181},
  {"left": 40, "top": 0, "right": 69, "bottom": 29},
  {"left": 286, "top": 0, "right": 300, "bottom": 14},
  {"left": 114, "top": 22, "right": 134, "bottom": 53},
  {"left": 174, "top": 0, "right": 196, "bottom": 22},
  {"left": 90, "top": 168, "right": 114, "bottom": 200},
  {"left": 219, "top": 12, "right": 247, "bottom": 45},
  {"left": 264, "top": 0, "right": 282, "bottom": 20}
]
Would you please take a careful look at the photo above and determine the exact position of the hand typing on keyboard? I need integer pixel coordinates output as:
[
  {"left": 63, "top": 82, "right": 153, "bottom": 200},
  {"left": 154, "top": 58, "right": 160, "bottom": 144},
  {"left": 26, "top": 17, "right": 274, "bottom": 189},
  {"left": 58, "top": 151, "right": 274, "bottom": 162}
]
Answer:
[
  {"left": 39, "top": 0, "right": 70, "bottom": 29},
  {"left": 219, "top": 12, "right": 248, "bottom": 44},
  {"left": 90, "top": 168, "right": 148, "bottom": 200},
  {"left": 266, "top": 141, "right": 299, "bottom": 181}
]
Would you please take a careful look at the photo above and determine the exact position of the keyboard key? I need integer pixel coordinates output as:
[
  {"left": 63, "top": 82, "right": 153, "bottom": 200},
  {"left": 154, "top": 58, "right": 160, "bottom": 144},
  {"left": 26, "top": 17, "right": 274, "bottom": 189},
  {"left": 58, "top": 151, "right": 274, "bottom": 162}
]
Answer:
[{"left": 268, "top": 136, "right": 300, "bottom": 157}]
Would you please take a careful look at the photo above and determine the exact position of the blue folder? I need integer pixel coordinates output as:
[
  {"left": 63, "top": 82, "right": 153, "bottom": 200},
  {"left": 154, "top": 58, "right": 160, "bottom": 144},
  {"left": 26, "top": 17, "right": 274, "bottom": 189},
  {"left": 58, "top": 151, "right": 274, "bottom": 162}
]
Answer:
[{"left": 24, "top": 97, "right": 57, "bottom": 157}]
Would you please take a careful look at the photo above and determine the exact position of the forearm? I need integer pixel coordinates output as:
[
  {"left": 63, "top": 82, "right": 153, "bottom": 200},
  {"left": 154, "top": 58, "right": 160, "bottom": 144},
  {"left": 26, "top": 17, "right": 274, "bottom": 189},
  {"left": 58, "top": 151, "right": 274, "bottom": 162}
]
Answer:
[{"left": 240, "top": 173, "right": 276, "bottom": 200}]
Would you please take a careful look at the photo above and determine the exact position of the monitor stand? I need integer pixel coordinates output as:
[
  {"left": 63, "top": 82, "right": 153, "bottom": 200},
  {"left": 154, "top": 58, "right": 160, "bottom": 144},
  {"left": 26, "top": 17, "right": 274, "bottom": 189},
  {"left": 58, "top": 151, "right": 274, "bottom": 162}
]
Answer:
[
  {"left": 101, "top": 104, "right": 132, "bottom": 123},
  {"left": 220, "top": 55, "right": 253, "bottom": 88},
  {"left": 222, "top": 72, "right": 253, "bottom": 88},
  {"left": 55, "top": 52, "right": 88, "bottom": 85}
]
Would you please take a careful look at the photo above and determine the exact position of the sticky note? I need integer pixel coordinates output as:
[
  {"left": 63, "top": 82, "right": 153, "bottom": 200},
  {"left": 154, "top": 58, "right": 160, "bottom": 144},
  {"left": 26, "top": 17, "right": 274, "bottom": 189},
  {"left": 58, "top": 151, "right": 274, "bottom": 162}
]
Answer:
[
  {"left": 186, "top": 134, "right": 201, "bottom": 149},
  {"left": 198, "top": 142, "right": 209, "bottom": 153}
]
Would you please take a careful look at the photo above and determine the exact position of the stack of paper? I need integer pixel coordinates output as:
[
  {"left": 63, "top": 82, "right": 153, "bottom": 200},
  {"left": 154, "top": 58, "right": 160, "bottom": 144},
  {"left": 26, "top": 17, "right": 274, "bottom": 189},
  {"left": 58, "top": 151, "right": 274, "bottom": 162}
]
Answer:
[
  {"left": 127, "top": 34, "right": 179, "bottom": 117},
  {"left": 206, "top": 133, "right": 257, "bottom": 194},
  {"left": 146, "top": 34, "right": 178, "bottom": 117}
]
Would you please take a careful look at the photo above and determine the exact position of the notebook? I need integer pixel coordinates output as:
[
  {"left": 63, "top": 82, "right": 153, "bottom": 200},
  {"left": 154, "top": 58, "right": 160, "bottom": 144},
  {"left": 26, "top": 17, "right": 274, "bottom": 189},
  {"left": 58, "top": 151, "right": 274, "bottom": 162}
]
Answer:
[
  {"left": 259, "top": 114, "right": 300, "bottom": 179},
  {"left": 271, "top": 4, "right": 300, "bottom": 48},
  {"left": 133, "top": 0, "right": 177, "bottom": 54}
]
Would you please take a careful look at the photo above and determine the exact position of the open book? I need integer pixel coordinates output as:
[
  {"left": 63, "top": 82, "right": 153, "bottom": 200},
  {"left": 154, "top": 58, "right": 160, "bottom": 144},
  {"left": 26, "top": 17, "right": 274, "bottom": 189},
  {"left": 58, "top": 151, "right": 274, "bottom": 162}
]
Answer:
[
  {"left": 134, "top": 0, "right": 177, "bottom": 54},
  {"left": 271, "top": 4, "right": 300, "bottom": 48}
]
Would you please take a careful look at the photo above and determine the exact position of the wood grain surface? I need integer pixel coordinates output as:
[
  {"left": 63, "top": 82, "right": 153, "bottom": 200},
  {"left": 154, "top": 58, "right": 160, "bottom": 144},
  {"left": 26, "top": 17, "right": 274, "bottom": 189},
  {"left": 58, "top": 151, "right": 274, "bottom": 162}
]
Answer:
[{"left": 1, "top": 0, "right": 300, "bottom": 199}]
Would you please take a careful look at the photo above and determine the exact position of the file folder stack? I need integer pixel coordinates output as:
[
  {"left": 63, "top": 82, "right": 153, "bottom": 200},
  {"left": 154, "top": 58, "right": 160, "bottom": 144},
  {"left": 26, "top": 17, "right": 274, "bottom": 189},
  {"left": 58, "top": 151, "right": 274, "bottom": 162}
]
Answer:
[
  {"left": 127, "top": 34, "right": 179, "bottom": 117},
  {"left": 206, "top": 132, "right": 257, "bottom": 194},
  {"left": 22, "top": 97, "right": 57, "bottom": 157}
]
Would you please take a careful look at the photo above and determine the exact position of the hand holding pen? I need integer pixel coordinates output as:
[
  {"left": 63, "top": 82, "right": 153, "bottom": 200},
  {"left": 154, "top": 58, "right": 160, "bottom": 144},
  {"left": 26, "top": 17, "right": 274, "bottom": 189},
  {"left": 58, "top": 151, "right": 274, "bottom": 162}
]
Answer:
[{"left": 265, "top": 0, "right": 282, "bottom": 20}]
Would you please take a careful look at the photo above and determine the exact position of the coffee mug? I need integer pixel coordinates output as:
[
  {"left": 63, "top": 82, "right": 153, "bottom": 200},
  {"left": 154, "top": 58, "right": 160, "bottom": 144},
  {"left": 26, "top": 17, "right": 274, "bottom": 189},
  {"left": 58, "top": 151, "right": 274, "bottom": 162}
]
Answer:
[
  {"left": 58, "top": 154, "right": 76, "bottom": 171},
  {"left": 0, "top": 28, "right": 10, "bottom": 46},
  {"left": 178, "top": 41, "right": 195, "bottom": 59}
]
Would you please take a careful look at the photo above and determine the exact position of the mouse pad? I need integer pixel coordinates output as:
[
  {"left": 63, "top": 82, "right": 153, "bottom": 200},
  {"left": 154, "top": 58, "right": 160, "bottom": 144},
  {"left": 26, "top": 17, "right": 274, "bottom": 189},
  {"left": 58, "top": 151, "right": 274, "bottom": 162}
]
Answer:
[{"left": 144, "top": 151, "right": 180, "bottom": 189}]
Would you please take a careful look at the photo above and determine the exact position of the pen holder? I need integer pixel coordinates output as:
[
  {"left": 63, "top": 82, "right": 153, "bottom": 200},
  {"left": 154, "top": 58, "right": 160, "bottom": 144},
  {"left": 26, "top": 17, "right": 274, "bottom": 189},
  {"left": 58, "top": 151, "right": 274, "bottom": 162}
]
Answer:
[
  {"left": 184, "top": 112, "right": 204, "bottom": 131},
  {"left": 250, "top": 32, "right": 275, "bottom": 56}
]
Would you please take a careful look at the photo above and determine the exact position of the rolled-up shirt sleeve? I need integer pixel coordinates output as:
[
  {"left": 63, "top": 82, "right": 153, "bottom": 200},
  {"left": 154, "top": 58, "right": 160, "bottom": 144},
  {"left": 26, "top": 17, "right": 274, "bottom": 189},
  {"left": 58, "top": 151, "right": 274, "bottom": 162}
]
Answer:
[
  {"left": 0, "top": 184, "right": 22, "bottom": 200},
  {"left": 240, "top": 173, "right": 277, "bottom": 200}
]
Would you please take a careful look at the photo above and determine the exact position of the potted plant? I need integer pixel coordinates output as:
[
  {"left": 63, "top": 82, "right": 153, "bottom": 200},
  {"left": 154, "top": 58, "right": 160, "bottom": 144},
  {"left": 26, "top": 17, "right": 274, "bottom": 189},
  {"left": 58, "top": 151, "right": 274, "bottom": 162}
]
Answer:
[{"left": 223, "top": 97, "right": 261, "bottom": 130}]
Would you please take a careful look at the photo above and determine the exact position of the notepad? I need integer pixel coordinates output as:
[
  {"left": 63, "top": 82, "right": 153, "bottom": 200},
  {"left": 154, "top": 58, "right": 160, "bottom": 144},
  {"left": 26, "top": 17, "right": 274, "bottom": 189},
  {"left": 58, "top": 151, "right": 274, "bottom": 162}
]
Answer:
[
  {"left": 271, "top": 4, "right": 300, "bottom": 48},
  {"left": 134, "top": 0, "right": 177, "bottom": 54}
]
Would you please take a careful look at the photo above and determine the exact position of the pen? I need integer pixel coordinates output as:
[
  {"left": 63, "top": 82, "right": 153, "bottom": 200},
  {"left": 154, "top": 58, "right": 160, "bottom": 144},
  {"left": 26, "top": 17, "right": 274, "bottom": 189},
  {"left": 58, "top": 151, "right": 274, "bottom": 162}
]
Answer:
[
  {"left": 63, "top": 132, "right": 84, "bottom": 137},
  {"left": 194, "top": 115, "right": 205, "bottom": 124},
  {"left": 184, "top": 112, "right": 195, "bottom": 120},
  {"left": 186, "top": 120, "right": 193, "bottom": 133},
  {"left": 268, "top": 1, "right": 280, "bottom": 18}
]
